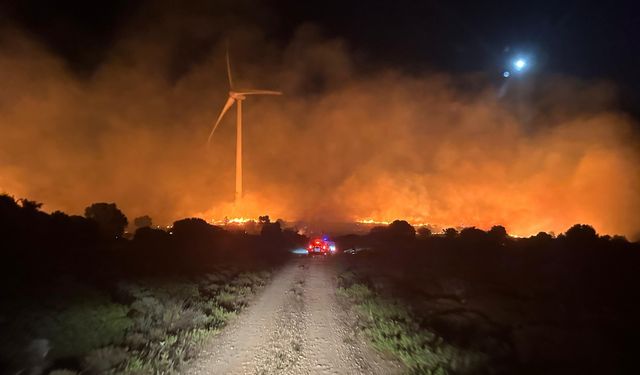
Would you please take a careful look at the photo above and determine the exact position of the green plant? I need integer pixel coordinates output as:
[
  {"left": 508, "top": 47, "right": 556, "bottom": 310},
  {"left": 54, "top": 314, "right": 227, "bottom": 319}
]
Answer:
[
  {"left": 337, "top": 270, "right": 359, "bottom": 288},
  {"left": 82, "top": 346, "right": 129, "bottom": 374},
  {"left": 232, "top": 272, "right": 257, "bottom": 288},
  {"left": 339, "top": 281, "right": 487, "bottom": 374},
  {"left": 338, "top": 284, "right": 374, "bottom": 303},
  {"left": 30, "top": 301, "right": 132, "bottom": 359},
  {"left": 123, "top": 355, "right": 149, "bottom": 374},
  {"left": 124, "top": 332, "right": 147, "bottom": 350},
  {"left": 162, "top": 304, "right": 209, "bottom": 333},
  {"left": 49, "top": 370, "right": 79, "bottom": 375},
  {"left": 215, "top": 291, "right": 240, "bottom": 311},
  {"left": 2, "top": 266, "right": 274, "bottom": 375},
  {"left": 203, "top": 272, "right": 228, "bottom": 285},
  {"left": 216, "top": 285, "right": 252, "bottom": 312},
  {"left": 154, "top": 282, "right": 200, "bottom": 302},
  {"left": 205, "top": 304, "right": 236, "bottom": 328}
]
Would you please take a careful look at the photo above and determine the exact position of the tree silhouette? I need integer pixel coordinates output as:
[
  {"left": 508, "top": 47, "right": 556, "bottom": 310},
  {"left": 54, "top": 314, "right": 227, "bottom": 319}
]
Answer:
[
  {"left": 171, "top": 218, "right": 223, "bottom": 247},
  {"left": 564, "top": 224, "right": 598, "bottom": 243},
  {"left": 84, "top": 203, "right": 128, "bottom": 240},
  {"left": 444, "top": 227, "right": 458, "bottom": 238},
  {"left": 259, "top": 215, "right": 271, "bottom": 224},
  {"left": 460, "top": 227, "right": 487, "bottom": 243},
  {"left": 487, "top": 225, "right": 508, "bottom": 246},
  {"left": 417, "top": 227, "right": 432, "bottom": 238},
  {"left": 261, "top": 220, "right": 282, "bottom": 238},
  {"left": 488, "top": 225, "right": 507, "bottom": 239},
  {"left": 133, "top": 215, "right": 153, "bottom": 229},
  {"left": 18, "top": 198, "right": 43, "bottom": 212},
  {"left": 388, "top": 220, "right": 416, "bottom": 239}
]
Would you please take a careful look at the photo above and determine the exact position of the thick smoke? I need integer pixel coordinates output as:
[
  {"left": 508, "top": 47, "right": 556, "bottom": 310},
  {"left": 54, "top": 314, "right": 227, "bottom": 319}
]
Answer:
[{"left": 0, "top": 6, "right": 639, "bottom": 239}]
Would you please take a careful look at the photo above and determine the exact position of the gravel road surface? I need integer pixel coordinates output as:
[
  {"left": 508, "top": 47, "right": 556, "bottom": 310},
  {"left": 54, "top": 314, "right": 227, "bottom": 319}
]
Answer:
[{"left": 184, "top": 256, "right": 401, "bottom": 375}]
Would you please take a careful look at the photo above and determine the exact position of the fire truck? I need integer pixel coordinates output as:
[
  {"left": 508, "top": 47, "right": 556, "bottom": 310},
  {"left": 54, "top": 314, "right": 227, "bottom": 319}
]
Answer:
[{"left": 307, "top": 237, "right": 337, "bottom": 255}]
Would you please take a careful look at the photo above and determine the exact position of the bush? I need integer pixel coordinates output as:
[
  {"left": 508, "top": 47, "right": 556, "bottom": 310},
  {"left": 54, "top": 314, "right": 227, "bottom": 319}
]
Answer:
[
  {"left": 49, "top": 370, "right": 79, "bottom": 375},
  {"left": 216, "top": 291, "right": 244, "bottom": 311},
  {"left": 339, "top": 280, "right": 488, "bottom": 374},
  {"left": 124, "top": 332, "right": 147, "bottom": 350},
  {"left": 162, "top": 304, "right": 209, "bottom": 333},
  {"left": 84, "top": 202, "right": 128, "bottom": 240},
  {"left": 231, "top": 272, "right": 256, "bottom": 288},
  {"left": 205, "top": 305, "right": 236, "bottom": 328},
  {"left": 82, "top": 346, "right": 129, "bottom": 374},
  {"left": 338, "top": 283, "right": 373, "bottom": 304},
  {"left": 28, "top": 301, "right": 132, "bottom": 359},
  {"left": 129, "top": 296, "right": 164, "bottom": 332},
  {"left": 203, "top": 272, "right": 229, "bottom": 285}
]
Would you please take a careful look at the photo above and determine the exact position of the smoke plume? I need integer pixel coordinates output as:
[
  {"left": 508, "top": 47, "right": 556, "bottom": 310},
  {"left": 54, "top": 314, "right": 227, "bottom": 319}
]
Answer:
[{"left": 1, "top": 4, "right": 639, "bottom": 239}]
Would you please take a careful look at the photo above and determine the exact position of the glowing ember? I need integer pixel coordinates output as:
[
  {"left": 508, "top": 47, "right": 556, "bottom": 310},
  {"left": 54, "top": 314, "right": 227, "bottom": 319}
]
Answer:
[
  {"left": 211, "top": 217, "right": 255, "bottom": 226},
  {"left": 357, "top": 219, "right": 392, "bottom": 225},
  {"left": 357, "top": 218, "right": 540, "bottom": 238},
  {"left": 356, "top": 218, "right": 433, "bottom": 227}
]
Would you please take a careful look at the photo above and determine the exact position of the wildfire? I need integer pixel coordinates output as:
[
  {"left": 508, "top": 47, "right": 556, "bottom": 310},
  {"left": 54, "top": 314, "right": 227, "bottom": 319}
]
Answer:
[
  {"left": 357, "top": 218, "right": 392, "bottom": 225},
  {"left": 356, "top": 218, "right": 433, "bottom": 227},
  {"left": 357, "top": 218, "right": 543, "bottom": 238},
  {"left": 210, "top": 217, "right": 255, "bottom": 226}
]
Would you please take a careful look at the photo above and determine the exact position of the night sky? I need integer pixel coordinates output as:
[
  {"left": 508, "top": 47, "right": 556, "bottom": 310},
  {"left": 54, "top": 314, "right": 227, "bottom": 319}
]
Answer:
[{"left": 2, "top": 0, "right": 639, "bottom": 116}]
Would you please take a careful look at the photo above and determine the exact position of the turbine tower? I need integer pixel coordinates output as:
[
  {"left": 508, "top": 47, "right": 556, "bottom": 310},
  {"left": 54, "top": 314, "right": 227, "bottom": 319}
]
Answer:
[{"left": 208, "top": 49, "right": 282, "bottom": 203}]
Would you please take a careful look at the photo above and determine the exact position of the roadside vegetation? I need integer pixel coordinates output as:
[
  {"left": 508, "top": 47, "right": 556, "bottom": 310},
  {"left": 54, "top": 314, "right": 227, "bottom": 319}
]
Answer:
[
  {"left": 336, "top": 221, "right": 640, "bottom": 374},
  {"left": 0, "top": 194, "right": 302, "bottom": 374},
  {"left": 338, "top": 274, "right": 490, "bottom": 374}
]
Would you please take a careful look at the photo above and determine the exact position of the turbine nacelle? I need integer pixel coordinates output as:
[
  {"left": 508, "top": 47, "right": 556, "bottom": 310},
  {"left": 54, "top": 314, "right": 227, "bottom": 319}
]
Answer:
[
  {"left": 209, "top": 87, "right": 283, "bottom": 145},
  {"left": 230, "top": 90, "right": 283, "bottom": 101},
  {"left": 230, "top": 91, "right": 246, "bottom": 100}
]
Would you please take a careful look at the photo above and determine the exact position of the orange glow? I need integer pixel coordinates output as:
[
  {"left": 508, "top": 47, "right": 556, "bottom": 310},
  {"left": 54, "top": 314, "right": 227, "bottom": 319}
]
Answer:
[
  {"left": 356, "top": 219, "right": 393, "bottom": 225},
  {"left": 0, "top": 28, "right": 638, "bottom": 240},
  {"left": 358, "top": 218, "right": 435, "bottom": 228},
  {"left": 357, "top": 217, "right": 549, "bottom": 238},
  {"left": 210, "top": 217, "right": 254, "bottom": 226}
]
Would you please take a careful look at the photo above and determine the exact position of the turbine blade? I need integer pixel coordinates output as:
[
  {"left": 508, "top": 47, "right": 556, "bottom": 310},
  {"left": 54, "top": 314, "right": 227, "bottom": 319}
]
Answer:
[
  {"left": 226, "top": 48, "right": 234, "bottom": 90},
  {"left": 235, "top": 89, "right": 283, "bottom": 96},
  {"left": 207, "top": 96, "right": 235, "bottom": 147}
]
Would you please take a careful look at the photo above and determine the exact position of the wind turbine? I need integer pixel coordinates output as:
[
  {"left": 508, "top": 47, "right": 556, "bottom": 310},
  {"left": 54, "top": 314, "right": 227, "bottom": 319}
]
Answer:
[{"left": 207, "top": 50, "right": 282, "bottom": 203}]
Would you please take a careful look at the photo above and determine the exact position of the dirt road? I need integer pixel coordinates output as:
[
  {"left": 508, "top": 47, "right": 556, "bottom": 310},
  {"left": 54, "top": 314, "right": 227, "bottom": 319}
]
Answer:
[{"left": 184, "top": 256, "right": 401, "bottom": 375}]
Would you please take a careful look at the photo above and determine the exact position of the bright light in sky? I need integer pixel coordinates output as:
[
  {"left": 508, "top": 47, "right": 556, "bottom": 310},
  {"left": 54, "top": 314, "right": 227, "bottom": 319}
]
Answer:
[
  {"left": 503, "top": 71, "right": 510, "bottom": 78},
  {"left": 513, "top": 58, "right": 527, "bottom": 71}
]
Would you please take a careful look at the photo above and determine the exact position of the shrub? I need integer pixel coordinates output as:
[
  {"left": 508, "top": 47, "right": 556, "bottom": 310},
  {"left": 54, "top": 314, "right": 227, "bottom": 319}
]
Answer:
[
  {"left": 123, "top": 355, "right": 150, "bottom": 375},
  {"left": 199, "top": 282, "right": 221, "bottom": 297},
  {"left": 203, "top": 272, "right": 228, "bottom": 285},
  {"left": 84, "top": 202, "right": 128, "bottom": 240},
  {"left": 231, "top": 273, "right": 255, "bottom": 288},
  {"left": 339, "top": 279, "right": 488, "bottom": 374},
  {"left": 49, "top": 370, "right": 79, "bottom": 375},
  {"left": 82, "top": 346, "right": 129, "bottom": 374},
  {"left": 162, "top": 305, "right": 209, "bottom": 333},
  {"left": 29, "top": 301, "right": 132, "bottom": 359},
  {"left": 154, "top": 282, "right": 200, "bottom": 302},
  {"left": 124, "top": 332, "right": 147, "bottom": 350},
  {"left": 336, "top": 270, "right": 359, "bottom": 288},
  {"left": 216, "top": 291, "right": 242, "bottom": 311},
  {"left": 338, "top": 283, "right": 373, "bottom": 304},
  {"left": 205, "top": 305, "right": 236, "bottom": 328},
  {"left": 130, "top": 296, "right": 164, "bottom": 332}
]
